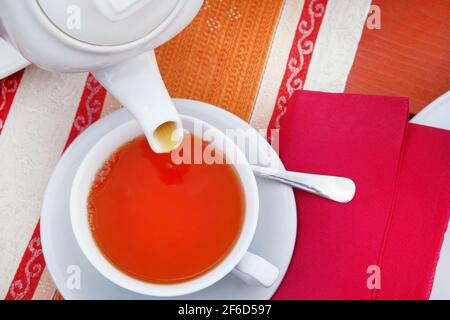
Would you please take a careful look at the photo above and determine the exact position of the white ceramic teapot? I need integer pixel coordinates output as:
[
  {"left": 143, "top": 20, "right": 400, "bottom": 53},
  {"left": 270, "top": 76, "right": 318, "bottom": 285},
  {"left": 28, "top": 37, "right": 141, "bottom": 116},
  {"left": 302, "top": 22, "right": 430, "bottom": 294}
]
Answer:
[{"left": 0, "top": 0, "right": 203, "bottom": 152}]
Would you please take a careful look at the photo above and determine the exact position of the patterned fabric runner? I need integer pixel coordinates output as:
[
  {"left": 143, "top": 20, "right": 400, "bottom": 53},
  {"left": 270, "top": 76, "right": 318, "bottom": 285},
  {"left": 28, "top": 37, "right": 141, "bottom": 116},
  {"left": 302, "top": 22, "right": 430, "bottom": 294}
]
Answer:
[
  {"left": 4, "top": 74, "right": 107, "bottom": 300},
  {"left": 0, "top": 70, "right": 24, "bottom": 134}
]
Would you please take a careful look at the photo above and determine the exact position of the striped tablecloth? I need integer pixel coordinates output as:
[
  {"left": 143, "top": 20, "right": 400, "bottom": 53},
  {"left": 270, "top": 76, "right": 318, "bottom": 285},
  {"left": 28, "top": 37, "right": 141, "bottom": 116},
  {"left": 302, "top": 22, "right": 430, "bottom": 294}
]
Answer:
[{"left": 0, "top": 0, "right": 448, "bottom": 300}]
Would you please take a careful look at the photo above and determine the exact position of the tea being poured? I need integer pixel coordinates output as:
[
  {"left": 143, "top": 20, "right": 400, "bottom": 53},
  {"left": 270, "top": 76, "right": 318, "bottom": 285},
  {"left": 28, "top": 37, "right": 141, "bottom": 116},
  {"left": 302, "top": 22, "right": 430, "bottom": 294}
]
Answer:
[{"left": 88, "top": 134, "right": 245, "bottom": 284}]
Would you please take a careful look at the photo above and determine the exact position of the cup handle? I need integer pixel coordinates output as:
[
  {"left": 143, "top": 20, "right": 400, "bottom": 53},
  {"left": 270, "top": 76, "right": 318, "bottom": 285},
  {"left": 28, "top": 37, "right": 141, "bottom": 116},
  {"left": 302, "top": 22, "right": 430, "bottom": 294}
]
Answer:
[{"left": 232, "top": 252, "right": 279, "bottom": 288}]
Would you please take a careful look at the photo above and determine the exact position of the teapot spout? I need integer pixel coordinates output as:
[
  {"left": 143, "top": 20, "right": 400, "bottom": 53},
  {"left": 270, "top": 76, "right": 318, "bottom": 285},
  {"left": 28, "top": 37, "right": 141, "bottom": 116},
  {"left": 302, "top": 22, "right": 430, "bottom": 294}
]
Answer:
[{"left": 93, "top": 51, "right": 183, "bottom": 153}]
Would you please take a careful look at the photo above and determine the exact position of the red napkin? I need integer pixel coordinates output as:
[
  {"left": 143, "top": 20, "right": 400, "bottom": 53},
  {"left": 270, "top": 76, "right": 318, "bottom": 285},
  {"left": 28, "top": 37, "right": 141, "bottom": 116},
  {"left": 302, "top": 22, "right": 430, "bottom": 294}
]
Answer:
[{"left": 272, "top": 90, "right": 450, "bottom": 300}]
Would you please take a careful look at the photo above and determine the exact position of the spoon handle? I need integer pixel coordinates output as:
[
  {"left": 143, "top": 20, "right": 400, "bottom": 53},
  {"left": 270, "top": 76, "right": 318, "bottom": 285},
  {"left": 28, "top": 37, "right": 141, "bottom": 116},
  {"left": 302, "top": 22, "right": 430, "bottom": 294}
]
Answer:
[{"left": 251, "top": 165, "right": 356, "bottom": 204}]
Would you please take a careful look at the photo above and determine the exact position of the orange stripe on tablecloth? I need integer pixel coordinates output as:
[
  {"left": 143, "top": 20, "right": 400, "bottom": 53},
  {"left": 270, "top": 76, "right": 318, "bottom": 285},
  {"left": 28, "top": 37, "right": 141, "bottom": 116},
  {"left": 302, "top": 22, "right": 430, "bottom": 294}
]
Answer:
[
  {"left": 0, "top": 70, "right": 25, "bottom": 134},
  {"left": 4, "top": 73, "right": 107, "bottom": 300},
  {"left": 156, "top": 0, "right": 285, "bottom": 121},
  {"left": 268, "top": 0, "right": 328, "bottom": 132},
  {"left": 345, "top": 0, "right": 450, "bottom": 114}
]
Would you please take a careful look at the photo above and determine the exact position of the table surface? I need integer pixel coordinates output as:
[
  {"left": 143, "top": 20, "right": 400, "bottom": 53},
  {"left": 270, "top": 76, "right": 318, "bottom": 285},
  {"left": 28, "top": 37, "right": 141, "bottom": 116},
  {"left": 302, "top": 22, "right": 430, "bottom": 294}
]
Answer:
[{"left": 346, "top": 0, "right": 450, "bottom": 114}]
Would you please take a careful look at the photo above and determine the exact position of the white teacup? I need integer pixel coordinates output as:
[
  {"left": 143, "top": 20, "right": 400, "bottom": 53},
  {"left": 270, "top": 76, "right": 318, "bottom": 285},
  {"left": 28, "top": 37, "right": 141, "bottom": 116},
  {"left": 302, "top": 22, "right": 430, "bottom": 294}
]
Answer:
[{"left": 70, "top": 115, "right": 279, "bottom": 297}]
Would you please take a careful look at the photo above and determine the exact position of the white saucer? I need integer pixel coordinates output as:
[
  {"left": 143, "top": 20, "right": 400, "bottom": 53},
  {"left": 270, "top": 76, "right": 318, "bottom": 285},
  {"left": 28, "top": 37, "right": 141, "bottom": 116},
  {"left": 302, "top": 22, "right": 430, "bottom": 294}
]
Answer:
[
  {"left": 411, "top": 91, "right": 450, "bottom": 300},
  {"left": 411, "top": 91, "right": 450, "bottom": 131},
  {"left": 41, "top": 99, "right": 297, "bottom": 300},
  {"left": 0, "top": 38, "right": 30, "bottom": 79}
]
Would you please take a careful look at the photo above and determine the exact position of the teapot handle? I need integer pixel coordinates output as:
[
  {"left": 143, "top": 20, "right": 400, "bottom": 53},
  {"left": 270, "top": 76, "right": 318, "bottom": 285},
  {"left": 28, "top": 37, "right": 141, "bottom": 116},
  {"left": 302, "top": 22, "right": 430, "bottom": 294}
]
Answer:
[
  {"left": 0, "top": 37, "right": 30, "bottom": 77},
  {"left": 93, "top": 50, "right": 183, "bottom": 153}
]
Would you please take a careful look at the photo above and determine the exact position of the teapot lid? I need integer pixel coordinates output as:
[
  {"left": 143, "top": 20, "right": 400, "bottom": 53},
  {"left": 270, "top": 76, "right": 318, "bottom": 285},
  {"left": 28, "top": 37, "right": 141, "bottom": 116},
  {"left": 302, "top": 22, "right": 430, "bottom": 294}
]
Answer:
[{"left": 37, "top": 0, "right": 181, "bottom": 46}]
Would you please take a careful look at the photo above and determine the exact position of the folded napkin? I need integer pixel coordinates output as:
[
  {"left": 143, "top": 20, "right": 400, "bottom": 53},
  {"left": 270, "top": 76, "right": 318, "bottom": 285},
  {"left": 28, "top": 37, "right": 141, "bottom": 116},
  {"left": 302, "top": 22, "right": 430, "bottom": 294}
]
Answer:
[{"left": 272, "top": 90, "right": 450, "bottom": 300}]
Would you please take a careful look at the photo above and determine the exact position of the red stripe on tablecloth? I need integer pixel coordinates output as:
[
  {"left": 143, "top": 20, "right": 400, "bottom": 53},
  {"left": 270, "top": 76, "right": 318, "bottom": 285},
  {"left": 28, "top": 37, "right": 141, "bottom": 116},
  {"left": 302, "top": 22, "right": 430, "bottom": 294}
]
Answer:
[
  {"left": 0, "top": 70, "right": 25, "bottom": 134},
  {"left": 64, "top": 74, "right": 108, "bottom": 151},
  {"left": 267, "top": 0, "right": 328, "bottom": 133},
  {"left": 5, "top": 73, "right": 107, "bottom": 300},
  {"left": 4, "top": 222, "right": 44, "bottom": 300}
]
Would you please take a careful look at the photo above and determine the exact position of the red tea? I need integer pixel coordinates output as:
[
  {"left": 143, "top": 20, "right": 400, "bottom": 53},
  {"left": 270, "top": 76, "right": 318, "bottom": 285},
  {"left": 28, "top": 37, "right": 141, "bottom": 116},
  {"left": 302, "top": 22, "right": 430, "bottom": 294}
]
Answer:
[{"left": 88, "top": 134, "right": 245, "bottom": 284}]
